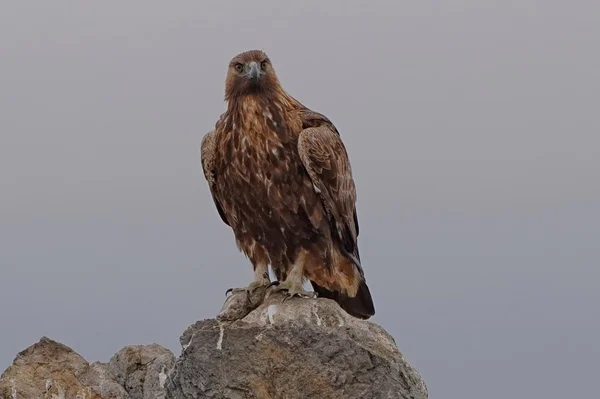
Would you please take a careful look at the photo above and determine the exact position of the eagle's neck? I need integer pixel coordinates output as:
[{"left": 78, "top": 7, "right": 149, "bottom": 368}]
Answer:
[
  {"left": 223, "top": 88, "right": 300, "bottom": 143},
  {"left": 226, "top": 87, "right": 296, "bottom": 114}
]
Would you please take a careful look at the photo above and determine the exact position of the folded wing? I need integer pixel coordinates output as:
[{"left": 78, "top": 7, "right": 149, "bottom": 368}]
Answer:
[
  {"left": 200, "top": 130, "right": 230, "bottom": 227},
  {"left": 298, "top": 126, "right": 361, "bottom": 267}
]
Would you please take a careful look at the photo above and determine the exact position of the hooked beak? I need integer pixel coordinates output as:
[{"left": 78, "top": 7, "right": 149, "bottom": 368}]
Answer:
[{"left": 247, "top": 61, "right": 260, "bottom": 81}]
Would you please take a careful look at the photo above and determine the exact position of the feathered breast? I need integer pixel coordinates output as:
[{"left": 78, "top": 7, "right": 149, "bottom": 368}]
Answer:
[{"left": 208, "top": 95, "right": 322, "bottom": 255}]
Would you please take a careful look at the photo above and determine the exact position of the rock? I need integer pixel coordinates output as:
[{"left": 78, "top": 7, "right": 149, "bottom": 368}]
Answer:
[
  {"left": 107, "top": 344, "right": 176, "bottom": 399},
  {"left": 0, "top": 337, "right": 175, "bottom": 399},
  {"left": 0, "top": 296, "right": 427, "bottom": 399},
  {"left": 80, "top": 362, "right": 132, "bottom": 398},
  {"left": 165, "top": 293, "right": 428, "bottom": 399},
  {"left": 0, "top": 336, "right": 129, "bottom": 399}
]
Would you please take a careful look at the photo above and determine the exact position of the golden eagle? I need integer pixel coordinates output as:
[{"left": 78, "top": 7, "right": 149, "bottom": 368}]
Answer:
[{"left": 201, "top": 50, "right": 375, "bottom": 319}]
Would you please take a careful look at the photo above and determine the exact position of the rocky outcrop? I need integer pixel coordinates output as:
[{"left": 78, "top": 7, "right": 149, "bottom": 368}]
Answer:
[
  {"left": 166, "top": 292, "right": 428, "bottom": 399},
  {"left": 1, "top": 293, "right": 427, "bottom": 399},
  {"left": 0, "top": 337, "right": 128, "bottom": 399},
  {"left": 0, "top": 337, "right": 174, "bottom": 399},
  {"left": 108, "top": 344, "right": 175, "bottom": 399}
]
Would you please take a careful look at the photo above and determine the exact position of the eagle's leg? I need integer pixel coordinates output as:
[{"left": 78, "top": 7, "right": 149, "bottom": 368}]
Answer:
[
  {"left": 269, "top": 257, "right": 317, "bottom": 299},
  {"left": 218, "top": 263, "right": 271, "bottom": 322},
  {"left": 225, "top": 263, "right": 271, "bottom": 296}
]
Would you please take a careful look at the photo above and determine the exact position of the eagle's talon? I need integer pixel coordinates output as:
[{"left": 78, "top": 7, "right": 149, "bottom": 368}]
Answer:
[
  {"left": 269, "top": 279, "right": 317, "bottom": 301},
  {"left": 225, "top": 287, "right": 247, "bottom": 297},
  {"left": 227, "top": 275, "right": 271, "bottom": 297},
  {"left": 281, "top": 290, "right": 317, "bottom": 303},
  {"left": 249, "top": 285, "right": 261, "bottom": 293},
  {"left": 267, "top": 280, "right": 280, "bottom": 288}
]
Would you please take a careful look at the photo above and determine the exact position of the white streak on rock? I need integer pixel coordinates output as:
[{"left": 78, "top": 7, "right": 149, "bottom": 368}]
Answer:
[
  {"left": 216, "top": 322, "right": 225, "bottom": 350},
  {"left": 159, "top": 366, "right": 167, "bottom": 388},
  {"left": 267, "top": 304, "right": 278, "bottom": 324},
  {"left": 10, "top": 379, "right": 17, "bottom": 399},
  {"left": 182, "top": 333, "right": 195, "bottom": 352},
  {"left": 313, "top": 308, "right": 322, "bottom": 326}
]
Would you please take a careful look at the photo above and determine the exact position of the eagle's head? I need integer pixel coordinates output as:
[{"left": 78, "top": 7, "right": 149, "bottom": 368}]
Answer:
[{"left": 225, "top": 49, "right": 280, "bottom": 100}]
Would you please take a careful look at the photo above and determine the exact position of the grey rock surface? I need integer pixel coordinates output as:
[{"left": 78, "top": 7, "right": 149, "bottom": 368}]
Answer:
[
  {"left": 81, "top": 362, "right": 133, "bottom": 399},
  {"left": 166, "top": 292, "right": 428, "bottom": 399},
  {"left": 0, "top": 295, "right": 427, "bottom": 399},
  {"left": 108, "top": 344, "right": 176, "bottom": 399},
  {"left": 0, "top": 336, "right": 130, "bottom": 399}
]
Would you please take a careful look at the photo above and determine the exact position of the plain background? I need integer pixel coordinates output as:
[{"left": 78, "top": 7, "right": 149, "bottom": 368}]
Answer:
[{"left": 1, "top": 1, "right": 598, "bottom": 398}]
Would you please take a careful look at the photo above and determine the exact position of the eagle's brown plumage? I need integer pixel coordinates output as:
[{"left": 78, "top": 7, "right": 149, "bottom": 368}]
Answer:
[{"left": 201, "top": 50, "right": 375, "bottom": 319}]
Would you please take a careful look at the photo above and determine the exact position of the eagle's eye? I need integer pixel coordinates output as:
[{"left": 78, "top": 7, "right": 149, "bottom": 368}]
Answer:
[
  {"left": 260, "top": 61, "right": 268, "bottom": 71},
  {"left": 234, "top": 63, "right": 244, "bottom": 73}
]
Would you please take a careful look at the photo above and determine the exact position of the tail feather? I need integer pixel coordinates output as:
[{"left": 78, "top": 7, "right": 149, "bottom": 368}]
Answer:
[{"left": 311, "top": 279, "right": 375, "bottom": 320}]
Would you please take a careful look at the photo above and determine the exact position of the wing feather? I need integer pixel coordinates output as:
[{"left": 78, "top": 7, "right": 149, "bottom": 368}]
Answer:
[
  {"left": 200, "top": 130, "right": 230, "bottom": 226},
  {"left": 298, "top": 126, "right": 360, "bottom": 264}
]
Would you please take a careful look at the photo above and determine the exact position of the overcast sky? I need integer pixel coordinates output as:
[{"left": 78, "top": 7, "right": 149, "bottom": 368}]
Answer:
[{"left": 1, "top": 1, "right": 599, "bottom": 398}]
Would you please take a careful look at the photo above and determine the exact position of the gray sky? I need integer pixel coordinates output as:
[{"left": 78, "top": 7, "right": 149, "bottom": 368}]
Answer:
[{"left": 1, "top": 1, "right": 598, "bottom": 397}]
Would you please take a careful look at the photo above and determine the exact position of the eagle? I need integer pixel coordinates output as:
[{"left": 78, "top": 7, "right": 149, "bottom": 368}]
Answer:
[{"left": 200, "top": 50, "right": 375, "bottom": 319}]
